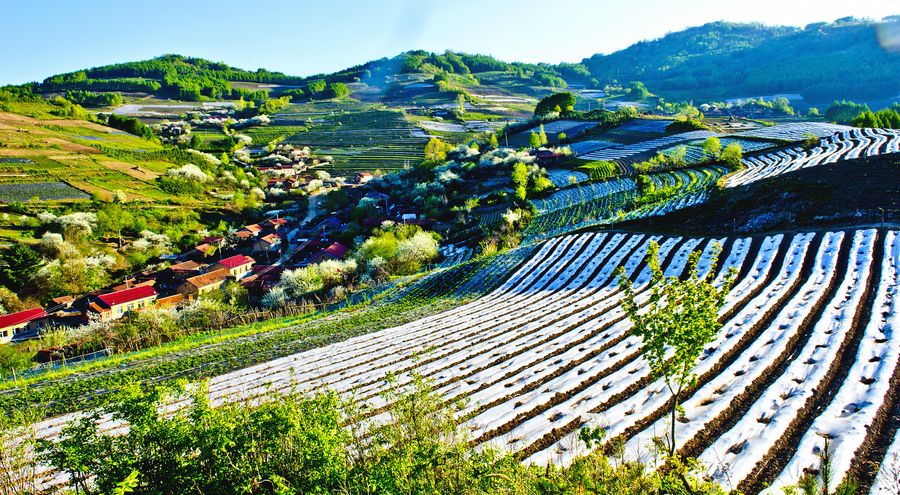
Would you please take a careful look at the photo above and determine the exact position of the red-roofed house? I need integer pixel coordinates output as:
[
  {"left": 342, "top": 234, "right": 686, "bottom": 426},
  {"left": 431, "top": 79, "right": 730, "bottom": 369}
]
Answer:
[
  {"left": 88, "top": 286, "right": 158, "bottom": 322},
  {"left": 194, "top": 243, "right": 217, "bottom": 258},
  {"left": 308, "top": 242, "right": 349, "bottom": 264},
  {"left": 210, "top": 254, "right": 255, "bottom": 279},
  {"left": 324, "top": 242, "right": 348, "bottom": 259},
  {"left": 0, "top": 308, "right": 48, "bottom": 344},
  {"left": 202, "top": 236, "right": 226, "bottom": 248}
]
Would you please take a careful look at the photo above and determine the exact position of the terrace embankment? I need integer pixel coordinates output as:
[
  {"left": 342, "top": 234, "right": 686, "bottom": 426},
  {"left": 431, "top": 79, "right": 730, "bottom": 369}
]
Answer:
[{"left": 622, "top": 154, "right": 900, "bottom": 237}]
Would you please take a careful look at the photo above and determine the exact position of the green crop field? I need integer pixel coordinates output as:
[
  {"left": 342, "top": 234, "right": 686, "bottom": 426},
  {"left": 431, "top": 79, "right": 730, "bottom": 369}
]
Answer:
[{"left": 268, "top": 101, "right": 428, "bottom": 174}]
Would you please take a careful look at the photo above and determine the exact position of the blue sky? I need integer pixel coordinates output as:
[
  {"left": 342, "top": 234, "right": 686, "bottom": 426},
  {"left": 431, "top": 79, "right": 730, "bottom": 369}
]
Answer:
[{"left": 1, "top": 0, "right": 896, "bottom": 85}]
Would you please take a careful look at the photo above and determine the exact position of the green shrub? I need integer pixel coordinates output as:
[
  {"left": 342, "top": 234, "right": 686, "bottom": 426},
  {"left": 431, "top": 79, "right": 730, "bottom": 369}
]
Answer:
[
  {"left": 32, "top": 376, "right": 733, "bottom": 495},
  {"left": 578, "top": 160, "right": 618, "bottom": 181}
]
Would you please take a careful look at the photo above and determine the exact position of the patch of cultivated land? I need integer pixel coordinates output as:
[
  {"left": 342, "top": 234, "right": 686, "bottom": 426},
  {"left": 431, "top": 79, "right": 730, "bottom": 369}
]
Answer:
[
  {"left": 726, "top": 128, "right": 900, "bottom": 187},
  {"left": 0, "top": 111, "right": 213, "bottom": 205},
  {"left": 19, "top": 227, "right": 900, "bottom": 494},
  {"left": 272, "top": 102, "right": 428, "bottom": 173},
  {"left": 0, "top": 181, "right": 90, "bottom": 202}
]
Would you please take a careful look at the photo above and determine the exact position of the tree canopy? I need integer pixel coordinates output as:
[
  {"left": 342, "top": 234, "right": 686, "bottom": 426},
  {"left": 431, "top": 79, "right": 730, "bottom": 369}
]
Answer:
[{"left": 534, "top": 92, "right": 576, "bottom": 116}]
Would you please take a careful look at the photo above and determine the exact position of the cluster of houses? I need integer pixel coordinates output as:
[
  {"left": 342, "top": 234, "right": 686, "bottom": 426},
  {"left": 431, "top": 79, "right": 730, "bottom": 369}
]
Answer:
[
  {"left": 0, "top": 254, "right": 256, "bottom": 345},
  {"left": 1, "top": 145, "right": 450, "bottom": 348},
  {"left": 0, "top": 213, "right": 353, "bottom": 346}
]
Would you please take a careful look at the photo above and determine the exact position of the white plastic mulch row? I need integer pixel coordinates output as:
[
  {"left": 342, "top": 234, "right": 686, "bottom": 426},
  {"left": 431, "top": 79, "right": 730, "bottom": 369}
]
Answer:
[
  {"left": 698, "top": 230, "right": 874, "bottom": 488},
  {"left": 731, "top": 122, "right": 854, "bottom": 142},
  {"left": 474, "top": 238, "right": 725, "bottom": 455},
  {"left": 781, "top": 229, "right": 898, "bottom": 495},
  {"left": 726, "top": 128, "right": 900, "bottom": 188},
  {"left": 872, "top": 427, "right": 900, "bottom": 494},
  {"left": 23, "top": 229, "right": 900, "bottom": 495},
  {"left": 578, "top": 130, "right": 721, "bottom": 162},
  {"left": 527, "top": 233, "right": 811, "bottom": 467}
]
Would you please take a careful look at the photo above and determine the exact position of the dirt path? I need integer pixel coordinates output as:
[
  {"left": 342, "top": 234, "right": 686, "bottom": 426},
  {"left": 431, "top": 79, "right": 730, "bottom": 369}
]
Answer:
[{"left": 302, "top": 192, "right": 322, "bottom": 226}]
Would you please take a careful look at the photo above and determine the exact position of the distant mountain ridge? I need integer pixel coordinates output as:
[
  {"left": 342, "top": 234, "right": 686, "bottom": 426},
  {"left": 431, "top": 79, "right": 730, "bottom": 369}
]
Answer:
[{"left": 20, "top": 16, "right": 900, "bottom": 106}]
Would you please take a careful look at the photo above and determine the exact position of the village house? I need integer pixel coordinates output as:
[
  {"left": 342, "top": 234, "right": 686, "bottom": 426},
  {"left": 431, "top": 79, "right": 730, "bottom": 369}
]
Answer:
[
  {"left": 155, "top": 293, "right": 186, "bottom": 309},
  {"left": 314, "top": 216, "right": 342, "bottom": 235},
  {"left": 87, "top": 285, "right": 158, "bottom": 322},
  {"left": 109, "top": 278, "right": 156, "bottom": 293},
  {"left": 51, "top": 295, "right": 75, "bottom": 309},
  {"left": 209, "top": 254, "right": 256, "bottom": 279},
  {"left": 193, "top": 243, "right": 217, "bottom": 258},
  {"left": 167, "top": 260, "right": 205, "bottom": 278},
  {"left": 308, "top": 241, "right": 349, "bottom": 264},
  {"left": 177, "top": 269, "right": 232, "bottom": 297},
  {"left": 235, "top": 224, "right": 263, "bottom": 240},
  {"left": 240, "top": 265, "right": 284, "bottom": 291},
  {"left": 154, "top": 260, "right": 205, "bottom": 292},
  {"left": 0, "top": 308, "right": 49, "bottom": 344},
  {"left": 253, "top": 233, "right": 281, "bottom": 254},
  {"left": 267, "top": 217, "right": 289, "bottom": 230},
  {"left": 202, "top": 236, "right": 226, "bottom": 248}
]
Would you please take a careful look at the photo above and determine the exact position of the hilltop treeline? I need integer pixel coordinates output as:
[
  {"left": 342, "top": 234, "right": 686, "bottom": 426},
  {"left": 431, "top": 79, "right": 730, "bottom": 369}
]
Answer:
[
  {"left": 31, "top": 51, "right": 594, "bottom": 103},
  {"left": 825, "top": 100, "right": 900, "bottom": 128},
  {"left": 296, "top": 50, "right": 595, "bottom": 89},
  {"left": 39, "top": 55, "right": 299, "bottom": 101}
]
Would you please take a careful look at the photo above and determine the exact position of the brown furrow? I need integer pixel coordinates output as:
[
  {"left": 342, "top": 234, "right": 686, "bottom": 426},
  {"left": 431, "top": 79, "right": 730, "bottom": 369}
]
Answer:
[{"left": 740, "top": 230, "right": 882, "bottom": 494}]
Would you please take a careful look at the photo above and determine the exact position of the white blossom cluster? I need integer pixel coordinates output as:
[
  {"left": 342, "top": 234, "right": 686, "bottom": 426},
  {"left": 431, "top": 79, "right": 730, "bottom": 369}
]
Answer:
[{"left": 167, "top": 164, "right": 210, "bottom": 182}]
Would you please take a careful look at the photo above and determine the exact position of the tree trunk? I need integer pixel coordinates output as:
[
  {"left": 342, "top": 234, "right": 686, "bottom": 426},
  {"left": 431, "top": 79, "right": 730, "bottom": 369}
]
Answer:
[{"left": 670, "top": 394, "right": 678, "bottom": 457}]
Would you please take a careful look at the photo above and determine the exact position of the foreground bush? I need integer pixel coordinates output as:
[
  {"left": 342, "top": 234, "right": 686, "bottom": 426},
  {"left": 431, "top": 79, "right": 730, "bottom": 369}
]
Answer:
[{"left": 24, "top": 375, "right": 732, "bottom": 495}]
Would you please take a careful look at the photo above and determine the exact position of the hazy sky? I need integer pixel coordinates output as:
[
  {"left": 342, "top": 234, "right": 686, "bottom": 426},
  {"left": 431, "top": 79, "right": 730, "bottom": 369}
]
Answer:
[{"left": 1, "top": 0, "right": 897, "bottom": 85}]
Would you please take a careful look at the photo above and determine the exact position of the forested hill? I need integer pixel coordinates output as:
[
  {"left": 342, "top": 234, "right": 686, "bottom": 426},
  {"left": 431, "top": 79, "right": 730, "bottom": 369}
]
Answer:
[
  {"left": 38, "top": 54, "right": 307, "bottom": 101},
  {"left": 581, "top": 18, "right": 900, "bottom": 103}
]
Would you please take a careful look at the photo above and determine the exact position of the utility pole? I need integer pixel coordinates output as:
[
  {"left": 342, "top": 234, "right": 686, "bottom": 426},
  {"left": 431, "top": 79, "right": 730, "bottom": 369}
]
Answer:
[{"left": 879, "top": 207, "right": 885, "bottom": 230}]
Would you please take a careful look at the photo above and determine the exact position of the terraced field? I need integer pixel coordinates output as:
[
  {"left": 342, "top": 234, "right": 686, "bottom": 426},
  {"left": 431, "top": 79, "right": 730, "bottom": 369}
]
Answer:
[
  {"left": 273, "top": 103, "right": 427, "bottom": 174},
  {"left": 524, "top": 165, "right": 727, "bottom": 242},
  {"left": 546, "top": 168, "right": 589, "bottom": 187},
  {"left": 578, "top": 130, "right": 721, "bottom": 170},
  {"left": 731, "top": 122, "right": 854, "bottom": 141},
  {"left": 23, "top": 228, "right": 899, "bottom": 494},
  {"left": 0, "top": 181, "right": 90, "bottom": 202},
  {"left": 658, "top": 138, "right": 778, "bottom": 165},
  {"left": 726, "top": 128, "right": 900, "bottom": 187}
]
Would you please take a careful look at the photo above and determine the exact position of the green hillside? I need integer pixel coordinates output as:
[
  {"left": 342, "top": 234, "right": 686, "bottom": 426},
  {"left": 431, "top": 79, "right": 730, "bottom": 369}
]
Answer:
[{"left": 581, "top": 18, "right": 900, "bottom": 104}]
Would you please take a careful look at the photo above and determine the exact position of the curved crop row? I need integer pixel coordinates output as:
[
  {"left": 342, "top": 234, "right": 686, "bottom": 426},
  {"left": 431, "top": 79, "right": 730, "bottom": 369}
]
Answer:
[{"left": 18, "top": 229, "right": 899, "bottom": 495}]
